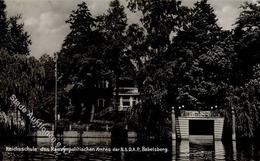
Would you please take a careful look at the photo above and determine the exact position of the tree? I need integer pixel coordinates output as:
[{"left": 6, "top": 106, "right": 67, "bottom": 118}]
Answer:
[
  {"left": 127, "top": 0, "right": 187, "bottom": 53},
  {"left": 125, "top": 24, "right": 147, "bottom": 73},
  {"left": 0, "top": 49, "right": 45, "bottom": 133},
  {"left": 97, "top": 0, "right": 128, "bottom": 110},
  {"left": 36, "top": 54, "right": 55, "bottom": 121},
  {"left": 61, "top": 2, "right": 100, "bottom": 55},
  {"left": 233, "top": 64, "right": 260, "bottom": 139},
  {"left": 58, "top": 2, "right": 111, "bottom": 123},
  {"left": 125, "top": 0, "right": 187, "bottom": 139},
  {"left": 0, "top": 0, "right": 31, "bottom": 55},
  {"left": 60, "top": 2, "right": 102, "bottom": 83},
  {"left": 8, "top": 15, "right": 31, "bottom": 55},
  {"left": 229, "top": 1, "right": 260, "bottom": 139},
  {"left": 0, "top": 0, "right": 8, "bottom": 50},
  {"left": 168, "top": 0, "right": 226, "bottom": 109},
  {"left": 233, "top": 1, "right": 260, "bottom": 84},
  {"left": 173, "top": 0, "right": 221, "bottom": 57},
  {"left": 0, "top": 50, "right": 44, "bottom": 109},
  {"left": 127, "top": 0, "right": 236, "bottom": 140}
]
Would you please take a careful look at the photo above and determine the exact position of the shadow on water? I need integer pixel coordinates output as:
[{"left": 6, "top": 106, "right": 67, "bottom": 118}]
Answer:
[
  {"left": 236, "top": 140, "right": 260, "bottom": 161},
  {"left": 172, "top": 139, "right": 260, "bottom": 161}
]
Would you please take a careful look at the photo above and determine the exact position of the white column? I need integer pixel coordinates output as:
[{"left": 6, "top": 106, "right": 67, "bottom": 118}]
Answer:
[
  {"left": 214, "top": 141, "right": 225, "bottom": 160},
  {"left": 172, "top": 107, "right": 176, "bottom": 140},
  {"left": 172, "top": 140, "right": 176, "bottom": 161},
  {"left": 129, "top": 97, "right": 133, "bottom": 107},
  {"left": 232, "top": 107, "right": 236, "bottom": 140},
  {"left": 179, "top": 141, "right": 189, "bottom": 157},
  {"left": 119, "top": 97, "right": 123, "bottom": 110},
  {"left": 90, "top": 105, "right": 95, "bottom": 122},
  {"left": 233, "top": 141, "right": 237, "bottom": 160}
]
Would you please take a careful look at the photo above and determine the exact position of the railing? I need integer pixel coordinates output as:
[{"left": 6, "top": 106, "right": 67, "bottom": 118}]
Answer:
[
  {"left": 114, "top": 87, "right": 139, "bottom": 95},
  {"left": 95, "top": 106, "right": 114, "bottom": 118},
  {"left": 180, "top": 110, "right": 224, "bottom": 118}
]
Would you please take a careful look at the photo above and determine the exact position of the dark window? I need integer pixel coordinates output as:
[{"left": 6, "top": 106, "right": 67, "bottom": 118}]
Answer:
[
  {"left": 97, "top": 99, "right": 105, "bottom": 107},
  {"left": 98, "top": 80, "right": 109, "bottom": 88},
  {"left": 189, "top": 120, "right": 214, "bottom": 135},
  {"left": 123, "top": 101, "right": 130, "bottom": 106}
]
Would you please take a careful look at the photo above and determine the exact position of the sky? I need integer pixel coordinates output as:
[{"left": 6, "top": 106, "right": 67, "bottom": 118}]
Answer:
[{"left": 5, "top": 0, "right": 253, "bottom": 58}]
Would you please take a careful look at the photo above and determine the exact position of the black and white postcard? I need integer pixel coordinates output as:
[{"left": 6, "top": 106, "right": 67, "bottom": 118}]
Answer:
[{"left": 0, "top": 0, "right": 260, "bottom": 160}]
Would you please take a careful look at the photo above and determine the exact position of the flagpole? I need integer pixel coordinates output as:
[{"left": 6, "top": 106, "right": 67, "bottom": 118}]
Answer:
[{"left": 54, "top": 53, "right": 58, "bottom": 138}]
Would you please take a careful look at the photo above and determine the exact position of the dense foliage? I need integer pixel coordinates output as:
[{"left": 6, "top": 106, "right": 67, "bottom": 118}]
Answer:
[
  {"left": 0, "top": 0, "right": 31, "bottom": 55},
  {"left": 58, "top": 2, "right": 112, "bottom": 123},
  {"left": 0, "top": 0, "right": 260, "bottom": 140},
  {"left": 127, "top": 0, "right": 260, "bottom": 139},
  {"left": 0, "top": 49, "right": 45, "bottom": 134},
  {"left": 0, "top": 0, "right": 42, "bottom": 135}
]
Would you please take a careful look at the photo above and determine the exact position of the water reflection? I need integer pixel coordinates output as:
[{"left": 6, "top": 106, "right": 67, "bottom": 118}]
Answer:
[
  {"left": 2, "top": 137, "right": 260, "bottom": 161},
  {"left": 236, "top": 140, "right": 260, "bottom": 161},
  {"left": 173, "top": 139, "right": 260, "bottom": 161},
  {"left": 173, "top": 140, "right": 237, "bottom": 161}
]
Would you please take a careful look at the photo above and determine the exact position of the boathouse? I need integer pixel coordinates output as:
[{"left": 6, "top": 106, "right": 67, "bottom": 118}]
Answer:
[{"left": 172, "top": 110, "right": 225, "bottom": 140}]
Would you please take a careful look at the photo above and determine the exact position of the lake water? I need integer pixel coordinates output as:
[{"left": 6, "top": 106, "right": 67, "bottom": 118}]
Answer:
[{"left": 0, "top": 137, "right": 260, "bottom": 161}]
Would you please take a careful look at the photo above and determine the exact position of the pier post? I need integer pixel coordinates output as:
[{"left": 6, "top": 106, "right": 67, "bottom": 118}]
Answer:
[
  {"left": 106, "top": 124, "right": 109, "bottom": 131},
  {"left": 90, "top": 105, "right": 95, "bottom": 122},
  {"left": 172, "top": 107, "right": 176, "bottom": 140},
  {"left": 231, "top": 107, "right": 236, "bottom": 140}
]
